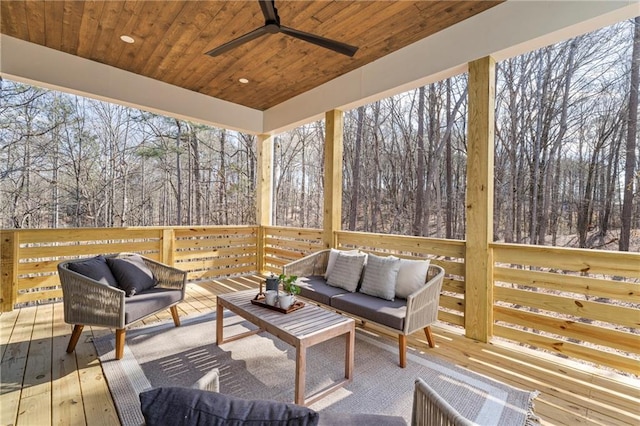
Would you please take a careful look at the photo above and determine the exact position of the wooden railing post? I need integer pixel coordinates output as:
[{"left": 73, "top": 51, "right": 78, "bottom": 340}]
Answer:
[
  {"left": 1, "top": 230, "right": 18, "bottom": 312},
  {"left": 162, "top": 228, "right": 175, "bottom": 266},
  {"left": 256, "top": 134, "right": 274, "bottom": 274},
  {"left": 324, "top": 110, "right": 344, "bottom": 249},
  {"left": 465, "top": 56, "right": 496, "bottom": 342}
]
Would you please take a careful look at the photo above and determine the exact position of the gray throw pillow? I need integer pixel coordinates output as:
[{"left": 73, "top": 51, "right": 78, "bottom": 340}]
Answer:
[
  {"left": 359, "top": 254, "right": 401, "bottom": 301},
  {"left": 139, "top": 387, "right": 320, "bottom": 426},
  {"left": 106, "top": 254, "right": 157, "bottom": 297},
  {"left": 326, "top": 252, "right": 366, "bottom": 292},
  {"left": 66, "top": 255, "right": 118, "bottom": 287}
]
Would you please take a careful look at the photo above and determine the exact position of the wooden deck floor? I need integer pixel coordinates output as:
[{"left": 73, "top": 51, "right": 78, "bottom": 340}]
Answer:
[{"left": 1, "top": 275, "right": 638, "bottom": 425}]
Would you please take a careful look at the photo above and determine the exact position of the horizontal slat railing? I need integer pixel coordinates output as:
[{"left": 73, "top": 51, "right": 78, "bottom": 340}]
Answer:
[
  {"left": 262, "top": 226, "right": 325, "bottom": 275},
  {"left": 0, "top": 226, "right": 259, "bottom": 310},
  {"left": 492, "top": 243, "right": 640, "bottom": 375},
  {"left": 336, "top": 231, "right": 466, "bottom": 328},
  {"left": 2, "top": 225, "right": 639, "bottom": 377},
  {"left": 173, "top": 226, "right": 258, "bottom": 281}
]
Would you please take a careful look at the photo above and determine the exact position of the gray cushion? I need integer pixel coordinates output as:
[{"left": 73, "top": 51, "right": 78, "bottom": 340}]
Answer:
[
  {"left": 124, "top": 287, "right": 182, "bottom": 325},
  {"left": 331, "top": 292, "right": 407, "bottom": 331},
  {"left": 139, "top": 387, "right": 320, "bottom": 426},
  {"left": 326, "top": 252, "right": 366, "bottom": 292},
  {"left": 319, "top": 412, "right": 406, "bottom": 426},
  {"left": 66, "top": 255, "right": 118, "bottom": 287},
  {"left": 107, "top": 254, "right": 157, "bottom": 297},
  {"left": 359, "top": 254, "right": 401, "bottom": 301},
  {"left": 297, "top": 276, "right": 350, "bottom": 305}
]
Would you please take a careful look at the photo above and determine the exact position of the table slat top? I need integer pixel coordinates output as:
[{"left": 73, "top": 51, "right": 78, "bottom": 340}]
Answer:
[{"left": 218, "top": 290, "right": 354, "bottom": 341}]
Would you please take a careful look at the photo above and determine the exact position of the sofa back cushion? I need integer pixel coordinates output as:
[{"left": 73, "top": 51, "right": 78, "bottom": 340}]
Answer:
[
  {"left": 326, "top": 252, "right": 366, "bottom": 292},
  {"left": 139, "top": 387, "right": 319, "bottom": 426},
  {"left": 67, "top": 255, "right": 119, "bottom": 287},
  {"left": 359, "top": 254, "right": 401, "bottom": 301}
]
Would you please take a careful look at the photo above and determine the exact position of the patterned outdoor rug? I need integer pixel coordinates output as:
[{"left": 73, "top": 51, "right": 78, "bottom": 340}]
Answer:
[{"left": 94, "top": 312, "right": 539, "bottom": 426}]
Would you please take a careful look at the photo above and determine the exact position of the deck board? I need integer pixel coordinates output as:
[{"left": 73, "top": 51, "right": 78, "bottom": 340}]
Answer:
[{"left": 1, "top": 276, "right": 637, "bottom": 426}]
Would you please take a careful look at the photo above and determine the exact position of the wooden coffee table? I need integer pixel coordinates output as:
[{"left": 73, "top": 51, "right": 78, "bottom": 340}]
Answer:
[{"left": 216, "top": 289, "right": 355, "bottom": 406}]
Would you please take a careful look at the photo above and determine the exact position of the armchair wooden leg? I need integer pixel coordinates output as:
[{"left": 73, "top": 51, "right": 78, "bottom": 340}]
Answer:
[
  {"left": 399, "top": 334, "right": 407, "bottom": 368},
  {"left": 66, "top": 324, "right": 84, "bottom": 353},
  {"left": 115, "top": 329, "right": 126, "bottom": 360},
  {"left": 170, "top": 305, "right": 181, "bottom": 327},
  {"left": 424, "top": 326, "right": 435, "bottom": 348}
]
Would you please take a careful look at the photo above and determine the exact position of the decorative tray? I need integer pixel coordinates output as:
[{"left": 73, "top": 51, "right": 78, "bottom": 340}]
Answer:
[{"left": 251, "top": 295, "right": 305, "bottom": 314}]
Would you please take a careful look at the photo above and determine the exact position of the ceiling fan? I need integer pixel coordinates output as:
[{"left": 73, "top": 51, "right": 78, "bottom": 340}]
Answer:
[{"left": 205, "top": 0, "right": 358, "bottom": 57}]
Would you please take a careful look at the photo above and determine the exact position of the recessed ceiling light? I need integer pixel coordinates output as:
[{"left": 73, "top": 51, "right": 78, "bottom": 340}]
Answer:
[
  {"left": 239, "top": 78, "right": 249, "bottom": 84},
  {"left": 120, "top": 35, "right": 135, "bottom": 44}
]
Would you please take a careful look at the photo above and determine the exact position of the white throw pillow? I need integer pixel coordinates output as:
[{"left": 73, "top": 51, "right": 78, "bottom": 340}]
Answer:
[
  {"left": 326, "top": 252, "right": 367, "bottom": 292},
  {"left": 324, "top": 248, "right": 359, "bottom": 279},
  {"left": 359, "top": 254, "right": 401, "bottom": 301},
  {"left": 395, "top": 259, "right": 430, "bottom": 299}
]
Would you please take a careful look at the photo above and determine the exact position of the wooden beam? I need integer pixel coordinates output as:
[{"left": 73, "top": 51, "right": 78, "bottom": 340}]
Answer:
[
  {"left": 323, "top": 110, "right": 344, "bottom": 249},
  {"left": 465, "top": 56, "right": 496, "bottom": 342},
  {"left": 256, "top": 134, "right": 273, "bottom": 274},
  {"left": 0, "top": 230, "right": 17, "bottom": 312}
]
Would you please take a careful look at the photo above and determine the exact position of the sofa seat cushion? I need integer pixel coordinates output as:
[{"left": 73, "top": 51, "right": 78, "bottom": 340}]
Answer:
[
  {"left": 297, "top": 276, "right": 350, "bottom": 305},
  {"left": 331, "top": 292, "right": 406, "bottom": 331},
  {"left": 139, "top": 387, "right": 319, "bottom": 426},
  {"left": 124, "top": 288, "right": 182, "bottom": 325}
]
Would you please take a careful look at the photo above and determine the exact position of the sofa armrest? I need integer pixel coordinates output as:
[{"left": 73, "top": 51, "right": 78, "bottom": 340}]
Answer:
[
  {"left": 404, "top": 265, "right": 445, "bottom": 335},
  {"left": 58, "top": 263, "right": 126, "bottom": 328},
  {"left": 283, "top": 249, "right": 330, "bottom": 277}
]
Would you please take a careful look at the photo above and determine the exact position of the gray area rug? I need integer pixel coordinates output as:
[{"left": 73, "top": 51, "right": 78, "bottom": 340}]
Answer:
[{"left": 94, "top": 312, "right": 539, "bottom": 426}]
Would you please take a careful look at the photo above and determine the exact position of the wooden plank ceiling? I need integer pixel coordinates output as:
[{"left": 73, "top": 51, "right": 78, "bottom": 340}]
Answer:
[{"left": 1, "top": 1, "right": 501, "bottom": 111}]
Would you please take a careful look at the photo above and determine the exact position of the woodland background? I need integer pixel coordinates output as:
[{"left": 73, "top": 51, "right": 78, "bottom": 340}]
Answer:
[{"left": 1, "top": 18, "right": 638, "bottom": 252}]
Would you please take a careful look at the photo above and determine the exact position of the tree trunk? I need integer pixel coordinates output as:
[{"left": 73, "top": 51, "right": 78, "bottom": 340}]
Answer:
[
  {"left": 348, "top": 106, "right": 364, "bottom": 230},
  {"left": 620, "top": 17, "right": 639, "bottom": 251},
  {"left": 412, "top": 87, "right": 426, "bottom": 236}
]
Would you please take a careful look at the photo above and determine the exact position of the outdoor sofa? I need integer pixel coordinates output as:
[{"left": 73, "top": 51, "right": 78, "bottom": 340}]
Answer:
[{"left": 283, "top": 249, "right": 445, "bottom": 368}]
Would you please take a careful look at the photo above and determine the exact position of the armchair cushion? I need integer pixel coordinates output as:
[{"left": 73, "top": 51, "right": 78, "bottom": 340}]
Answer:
[
  {"left": 139, "top": 387, "right": 320, "bottom": 426},
  {"left": 107, "top": 254, "right": 157, "bottom": 297},
  {"left": 124, "top": 287, "right": 183, "bottom": 324},
  {"left": 67, "top": 255, "right": 118, "bottom": 287}
]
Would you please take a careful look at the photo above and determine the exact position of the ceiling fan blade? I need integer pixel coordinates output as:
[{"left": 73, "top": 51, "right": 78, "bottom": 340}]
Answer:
[
  {"left": 205, "top": 26, "right": 269, "bottom": 57},
  {"left": 259, "top": 0, "right": 278, "bottom": 23},
  {"left": 280, "top": 26, "right": 358, "bottom": 57}
]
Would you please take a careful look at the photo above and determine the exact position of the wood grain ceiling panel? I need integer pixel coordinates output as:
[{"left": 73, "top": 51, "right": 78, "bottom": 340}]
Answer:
[{"left": 1, "top": 1, "right": 502, "bottom": 111}]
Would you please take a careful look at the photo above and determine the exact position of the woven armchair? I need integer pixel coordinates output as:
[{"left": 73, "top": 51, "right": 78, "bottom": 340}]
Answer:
[
  {"left": 58, "top": 253, "right": 187, "bottom": 360},
  {"left": 283, "top": 249, "right": 445, "bottom": 367},
  {"left": 412, "top": 378, "right": 473, "bottom": 426}
]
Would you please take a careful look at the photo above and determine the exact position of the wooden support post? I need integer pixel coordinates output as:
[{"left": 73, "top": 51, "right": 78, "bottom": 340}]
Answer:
[
  {"left": 256, "top": 134, "right": 274, "bottom": 274},
  {"left": 465, "top": 56, "right": 496, "bottom": 343},
  {"left": 0, "top": 230, "right": 18, "bottom": 312},
  {"left": 323, "top": 110, "right": 344, "bottom": 249}
]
